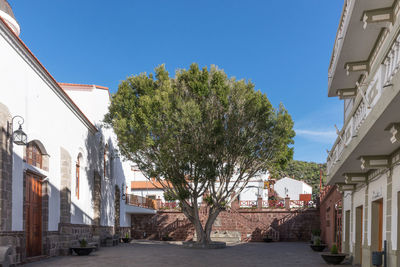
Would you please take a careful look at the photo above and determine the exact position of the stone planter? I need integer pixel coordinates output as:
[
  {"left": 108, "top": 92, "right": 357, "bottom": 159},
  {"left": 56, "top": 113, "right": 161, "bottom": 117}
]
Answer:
[
  {"left": 320, "top": 253, "right": 346, "bottom": 265},
  {"left": 310, "top": 244, "right": 327, "bottom": 252},
  {"left": 162, "top": 236, "right": 173, "bottom": 241},
  {"left": 71, "top": 247, "right": 96, "bottom": 256},
  {"left": 182, "top": 241, "right": 226, "bottom": 249}
]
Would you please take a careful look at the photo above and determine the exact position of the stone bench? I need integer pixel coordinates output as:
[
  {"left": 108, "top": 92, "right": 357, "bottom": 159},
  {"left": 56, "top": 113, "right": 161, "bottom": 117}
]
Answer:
[
  {"left": 0, "top": 246, "right": 15, "bottom": 267},
  {"left": 100, "top": 235, "right": 119, "bottom": 247}
]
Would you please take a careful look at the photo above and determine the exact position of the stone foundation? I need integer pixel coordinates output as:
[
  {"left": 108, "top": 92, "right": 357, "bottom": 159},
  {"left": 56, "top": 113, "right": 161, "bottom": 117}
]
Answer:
[
  {"left": 0, "top": 224, "right": 119, "bottom": 264},
  {"left": 0, "top": 231, "right": 24, "bottom": 263},
  {"left": 0, "top": 102, "right": 13, "bottom": 231}
]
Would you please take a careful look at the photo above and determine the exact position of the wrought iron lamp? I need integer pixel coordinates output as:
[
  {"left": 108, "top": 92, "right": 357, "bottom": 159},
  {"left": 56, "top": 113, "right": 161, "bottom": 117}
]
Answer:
[
  {"left": 121, "top": 182, "right": 127, "bottom": 200},
  {"left": 11, "top": 115, "right": 27, "bottom": 146}
]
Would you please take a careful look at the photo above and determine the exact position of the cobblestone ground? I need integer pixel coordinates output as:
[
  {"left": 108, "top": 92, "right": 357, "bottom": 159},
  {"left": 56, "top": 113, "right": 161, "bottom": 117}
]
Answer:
[{"left": 27, "top": 241, "right": 349, "bottom": 267}]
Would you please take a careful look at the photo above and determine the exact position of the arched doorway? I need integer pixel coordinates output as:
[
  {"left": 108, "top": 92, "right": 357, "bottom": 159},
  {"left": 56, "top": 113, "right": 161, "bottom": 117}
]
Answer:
[
  {"left": 25, "top": 172, "right": 42, "bottom": 257},
  {"left": 24, "top": 141, "right": 48, "bottom": 257}
]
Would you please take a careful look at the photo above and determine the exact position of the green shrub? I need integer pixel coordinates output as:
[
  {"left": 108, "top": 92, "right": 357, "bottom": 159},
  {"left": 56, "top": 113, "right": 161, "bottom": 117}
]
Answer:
[
  {"left": 203, "top": 195, "right": 213, "bottom": 205},
  {"left": 79, "top": 238, "right": 87, "bottom": 248},
  {"left": 330, "top": 244, "right": 338, "bottom": 254},
  {"left": 311, "top": 229, "right": 321, "bottom": 236},
  {"left": 314, "top": 237, "right": 321, "bottom": 246},
  {"left": 163, "top": 191, "right": 177, "bottom": 201}
]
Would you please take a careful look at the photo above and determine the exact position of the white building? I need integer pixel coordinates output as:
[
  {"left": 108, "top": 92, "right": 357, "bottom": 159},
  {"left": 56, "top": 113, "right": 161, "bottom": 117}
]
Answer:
[
  {"left": 0, "top": 1, "right": 154, "bottom": 264},
  {"left": 274, "top": 177, "right": 312, "bottom": 201},
  {"left": 327, "top": 0, "right": 400, "bottom": 266}
]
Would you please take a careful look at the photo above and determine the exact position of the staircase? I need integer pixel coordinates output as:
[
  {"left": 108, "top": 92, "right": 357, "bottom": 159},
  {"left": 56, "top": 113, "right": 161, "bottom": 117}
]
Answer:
[{"left": 227, "top": 207, "right": 280, "bottom": 242}]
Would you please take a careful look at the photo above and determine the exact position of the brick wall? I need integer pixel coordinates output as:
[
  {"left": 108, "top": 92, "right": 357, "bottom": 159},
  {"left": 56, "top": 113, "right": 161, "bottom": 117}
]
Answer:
[
  {"left": 130, "top": 207, "right": 320, "bottom": 242},
  {"left": 319, "top": 185, "right": 342, "bottom": 249}
]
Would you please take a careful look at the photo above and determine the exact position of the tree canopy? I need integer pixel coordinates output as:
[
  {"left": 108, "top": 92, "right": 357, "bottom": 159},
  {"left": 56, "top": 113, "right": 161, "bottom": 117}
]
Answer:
[{"left": 104, "top": 63, "right": 295, "bottom": 245}]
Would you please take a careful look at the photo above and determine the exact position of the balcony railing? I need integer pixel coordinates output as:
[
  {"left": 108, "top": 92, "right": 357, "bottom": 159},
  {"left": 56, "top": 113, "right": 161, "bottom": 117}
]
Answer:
[
  {"left": 157, "top": 201, "right": 181, "bottom": 211},
  {"left": 327, "top": 32, "right": 400, "bottom": 176},
  {"left": 239, "top": 199, "right": 287, "bottom": 209},
  {"left": 125, "top": 194, "right": 156, "bottom": 210}
]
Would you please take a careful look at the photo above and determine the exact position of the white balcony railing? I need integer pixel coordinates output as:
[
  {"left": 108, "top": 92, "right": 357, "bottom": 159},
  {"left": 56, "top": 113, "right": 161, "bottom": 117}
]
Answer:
[{"left": 327, "top": 32, "right": 400, "bottom": 176}]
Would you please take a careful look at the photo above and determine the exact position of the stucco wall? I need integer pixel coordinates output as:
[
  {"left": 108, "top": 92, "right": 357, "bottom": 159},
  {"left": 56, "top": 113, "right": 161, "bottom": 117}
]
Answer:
[{"left": 274, "top": 177, "right": 312, "bottom": 200}]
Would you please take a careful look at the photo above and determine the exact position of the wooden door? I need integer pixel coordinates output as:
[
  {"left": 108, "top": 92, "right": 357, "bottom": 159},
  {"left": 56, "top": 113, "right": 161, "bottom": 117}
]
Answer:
[
  {"left": 25, "top": 173, "right": 42, "bottom": 257},
  {"left": 360, "top": 206, "right": 363, "bottom": 265},
  {"left": 378, "top": 200, "right": 383, "bottom": 251}
]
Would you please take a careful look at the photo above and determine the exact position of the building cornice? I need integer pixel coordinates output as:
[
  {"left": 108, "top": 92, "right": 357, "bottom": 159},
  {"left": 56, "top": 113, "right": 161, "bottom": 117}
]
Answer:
[{"left": 0, "top": 17, "right": 98, "bottom": 134}]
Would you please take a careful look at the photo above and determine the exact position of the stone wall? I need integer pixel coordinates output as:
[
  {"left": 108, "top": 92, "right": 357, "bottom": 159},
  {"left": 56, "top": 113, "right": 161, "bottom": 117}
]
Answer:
[
  {"left": 60, "top": 147, "right": 72, "bottom": 224},
  {"left": 319, "top": 185, "right": 342, "bottom": 249},
  {"left": 0, "top": 102, "right": 12, "bottom": 231},
  {"left": 130, "top": 207, "right": 320, "bottom": 242},
  {"left": 93, "top": 171, "right": 101, "bottom": 226},
  {"left": 0, "top": 231, "right": 24, "bottom": 263}
]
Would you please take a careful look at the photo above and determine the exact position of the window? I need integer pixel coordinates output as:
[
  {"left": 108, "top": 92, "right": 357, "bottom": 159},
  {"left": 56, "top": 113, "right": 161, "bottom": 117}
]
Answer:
[
  {"left": 26, "top": 143, "right": 42, "bottom": 168},
  {"left": 76, "top": 156, "right": 80, "bottom": 199}
]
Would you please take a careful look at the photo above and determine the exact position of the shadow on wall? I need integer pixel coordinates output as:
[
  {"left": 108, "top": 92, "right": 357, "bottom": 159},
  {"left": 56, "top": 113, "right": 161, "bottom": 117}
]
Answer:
[
  {"left": 83, "top": 123, "right": 128, "bottom": 229},
  {"left": 130, "top": 213, "right": 194, "bottom": 241},
  {"left": 268, "top": 208, "right": 320, "bottom": 241}
]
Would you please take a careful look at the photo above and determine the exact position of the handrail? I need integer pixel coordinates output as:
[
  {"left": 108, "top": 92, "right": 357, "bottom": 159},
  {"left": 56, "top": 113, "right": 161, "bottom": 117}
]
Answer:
[{"left": 125, "top": 194, "right": 156, "bottom": 209}]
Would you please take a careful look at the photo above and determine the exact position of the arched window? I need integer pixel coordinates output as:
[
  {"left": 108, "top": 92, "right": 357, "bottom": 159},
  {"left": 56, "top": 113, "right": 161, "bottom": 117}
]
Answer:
[
  {"left": 76, "top": 154, "right": 82, "bottom": 199},
  {"left": 26, "top": 143, "right": 42, "bottom": 168}
]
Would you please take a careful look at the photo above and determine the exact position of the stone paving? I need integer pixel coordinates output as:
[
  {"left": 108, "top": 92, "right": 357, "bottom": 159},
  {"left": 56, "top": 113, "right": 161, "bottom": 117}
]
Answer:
[{"left": 27, "top": 241, "right": 349, "bottom": 267}]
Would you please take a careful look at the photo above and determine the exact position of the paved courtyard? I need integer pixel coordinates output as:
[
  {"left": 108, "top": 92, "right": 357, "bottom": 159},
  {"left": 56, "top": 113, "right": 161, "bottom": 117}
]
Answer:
[{"left": 27, "top": 241, "right": 347, "bottom": 267}]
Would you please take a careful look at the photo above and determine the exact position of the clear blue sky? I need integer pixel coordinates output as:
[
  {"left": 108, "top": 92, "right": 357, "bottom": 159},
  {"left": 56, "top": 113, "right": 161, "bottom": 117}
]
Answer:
[{"left": 11, "top": 0, "right": 344, "bottom": 164}]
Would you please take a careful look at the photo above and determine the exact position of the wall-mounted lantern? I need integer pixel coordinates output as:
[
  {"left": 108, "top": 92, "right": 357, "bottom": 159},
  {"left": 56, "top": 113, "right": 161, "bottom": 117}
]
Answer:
[
  {"left": 121, "top": 182, "right": 127, "bottom": 201},
  {"left": 11, "top": 115, "right": 27, "bottom": 146}
]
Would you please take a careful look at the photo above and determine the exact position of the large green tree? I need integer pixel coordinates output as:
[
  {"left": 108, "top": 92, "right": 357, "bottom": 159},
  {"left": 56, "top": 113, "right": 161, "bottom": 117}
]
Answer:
[{"left": 105, "top": 64, "right": 295, "bottom": 245}]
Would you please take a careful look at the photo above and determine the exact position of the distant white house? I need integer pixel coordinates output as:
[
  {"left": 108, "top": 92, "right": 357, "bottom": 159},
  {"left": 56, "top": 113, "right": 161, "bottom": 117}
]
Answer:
[{"left": 274, "top": 177, "right": 312, "bottom": 200}]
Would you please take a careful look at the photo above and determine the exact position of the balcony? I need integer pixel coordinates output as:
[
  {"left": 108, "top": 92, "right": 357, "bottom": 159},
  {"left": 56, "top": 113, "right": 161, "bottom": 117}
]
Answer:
[
  {"left": 126, "top": 194, "right": 157, "bottom": 210},
  {"left": 125, "top": 194, "right": 181, "bottom": 212},
  {"left": 327, "top": 28, "right": 400, "bottom": 184}
]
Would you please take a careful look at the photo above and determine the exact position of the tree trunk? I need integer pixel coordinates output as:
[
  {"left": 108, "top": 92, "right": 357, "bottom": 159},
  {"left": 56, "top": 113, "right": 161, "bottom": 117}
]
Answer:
[{"left": 181, "top": 202, "right": 221, "bottom": 246}]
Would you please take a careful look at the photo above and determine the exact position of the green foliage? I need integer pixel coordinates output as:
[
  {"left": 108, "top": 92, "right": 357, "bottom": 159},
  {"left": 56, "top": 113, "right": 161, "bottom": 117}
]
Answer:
[
  {"left": 163, "top": 191, "right": 177, "bottom": 201},
  {"left": 312, "top": 229, "right": 321, "bottom": 236},
  {"left": 79, "top": 239, "right": 87, "bottom": 248},
  {"left": 330, "top": 244, "right": 338, "bottom": 254},
  {"left": 272, "top": 160, "right": 326, "bottom": 195},
  {"left": 203, "top": 195, "right": 213, "bottom": 205},
  {"left": 314, "top": 237, "right": 321, "bottom": 246},
  {"left": 104, "top": 63, "right": 295, "bottom": 243},
  {"left": 125, "top": 233, "right": 130, "bottom": 238}
]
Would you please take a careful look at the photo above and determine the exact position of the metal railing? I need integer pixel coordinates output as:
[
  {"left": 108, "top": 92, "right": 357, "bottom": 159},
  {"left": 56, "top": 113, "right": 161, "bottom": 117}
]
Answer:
[
  {"left": 125, "top": 194, "right": 156, "bottom": 209},
  {"left": 327, "top": 15, "right": 400, "bottom": 177}
]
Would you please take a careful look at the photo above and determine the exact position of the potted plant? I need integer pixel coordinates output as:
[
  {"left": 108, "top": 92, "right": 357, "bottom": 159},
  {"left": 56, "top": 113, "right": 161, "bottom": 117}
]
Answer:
[
  {"left": 122, "top": 233, "right": 131, "bottom": 243},
  {"left": 71, "top": 239, "right": 96, "bottom": 256},
  {"left": 311, "top": 229, "right": 321, "bottom": 244},
  {"left": 321, "top": 244, "right": 346, "bottom": 265},
  {"left": 162, "top": 233, "right": 173, "bottom": 241},
  {"left": 310, "top": 237, "right": 326, "bottom": 252},
  {"left": 263, "top": 236, "right": 273, "bottom": 242}
]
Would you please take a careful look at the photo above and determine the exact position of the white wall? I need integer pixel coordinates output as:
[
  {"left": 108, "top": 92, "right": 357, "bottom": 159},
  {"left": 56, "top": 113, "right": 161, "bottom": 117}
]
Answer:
[
  {"left": 392, "top": 164, "right": 400, "bottom": 250},
  {"left": 0, "top": 29, "right": 95, "bottom": 230},
  {"left": 274, "top": 177, "right": 312, "bottom": 200}
]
